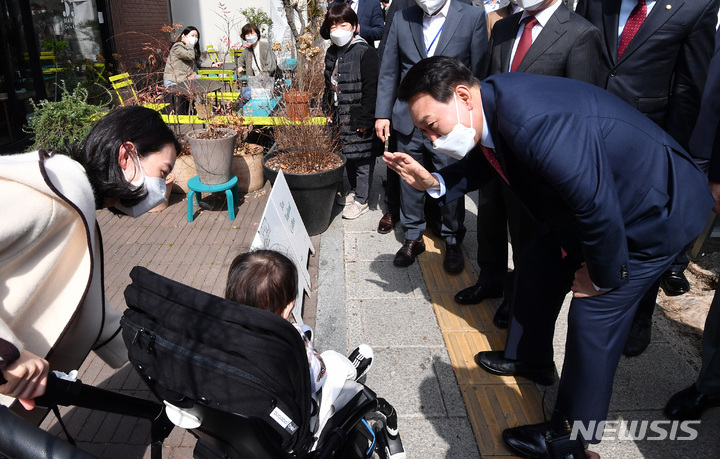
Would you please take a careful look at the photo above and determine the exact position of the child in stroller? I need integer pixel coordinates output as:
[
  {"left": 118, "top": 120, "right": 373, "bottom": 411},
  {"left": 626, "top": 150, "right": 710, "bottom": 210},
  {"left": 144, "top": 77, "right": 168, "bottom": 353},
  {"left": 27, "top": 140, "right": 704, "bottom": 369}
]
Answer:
[{"left": 225, "top": 249, "right": 374, "bottom": 430}]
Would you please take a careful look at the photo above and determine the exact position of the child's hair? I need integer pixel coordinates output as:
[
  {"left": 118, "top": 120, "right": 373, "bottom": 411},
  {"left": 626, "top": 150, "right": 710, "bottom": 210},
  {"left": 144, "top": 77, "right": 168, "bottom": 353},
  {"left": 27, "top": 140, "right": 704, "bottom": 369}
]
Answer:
[
  {"left": 241, "top": 23, "right": 261, "bottom": 40},
  {"left": 322, "top": 3, "right": 359, "bottom": 31},
  {"left": 225, "top": 249, "right": 298, "bottom": 316}
]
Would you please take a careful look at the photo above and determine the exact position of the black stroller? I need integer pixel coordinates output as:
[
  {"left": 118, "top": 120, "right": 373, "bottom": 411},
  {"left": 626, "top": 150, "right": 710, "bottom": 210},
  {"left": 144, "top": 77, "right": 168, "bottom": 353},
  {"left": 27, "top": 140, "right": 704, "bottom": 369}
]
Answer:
[{"left": 0, "top": 267, "right": 404, "bottom": 459}]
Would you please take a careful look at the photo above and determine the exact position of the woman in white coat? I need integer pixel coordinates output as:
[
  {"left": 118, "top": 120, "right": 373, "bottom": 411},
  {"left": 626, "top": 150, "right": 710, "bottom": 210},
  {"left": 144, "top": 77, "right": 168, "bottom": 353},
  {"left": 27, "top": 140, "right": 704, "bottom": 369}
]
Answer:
[{"left": 0, "top": 106, "right": 179, "bottom": 412}]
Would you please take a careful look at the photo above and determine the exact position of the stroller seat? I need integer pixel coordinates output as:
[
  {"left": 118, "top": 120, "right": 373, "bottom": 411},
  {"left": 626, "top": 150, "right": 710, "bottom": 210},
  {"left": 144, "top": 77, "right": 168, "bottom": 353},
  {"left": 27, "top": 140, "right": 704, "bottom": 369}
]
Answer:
[{"left": 121, "top": 266, "right": 403, "bottom": 459}]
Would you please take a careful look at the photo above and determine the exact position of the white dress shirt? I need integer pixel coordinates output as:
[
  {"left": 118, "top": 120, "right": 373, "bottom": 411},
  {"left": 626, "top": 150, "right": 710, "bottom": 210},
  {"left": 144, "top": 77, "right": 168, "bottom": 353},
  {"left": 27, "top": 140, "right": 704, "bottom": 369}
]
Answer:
[
  {"left": 423, "top": 0, "right": 452, "bottom": 56},
  {"left": 618, "top": 0, "right": 656, "bottom": 38},
  {"left": 508, "top": 0, "right": 563, "bottom": 72}
]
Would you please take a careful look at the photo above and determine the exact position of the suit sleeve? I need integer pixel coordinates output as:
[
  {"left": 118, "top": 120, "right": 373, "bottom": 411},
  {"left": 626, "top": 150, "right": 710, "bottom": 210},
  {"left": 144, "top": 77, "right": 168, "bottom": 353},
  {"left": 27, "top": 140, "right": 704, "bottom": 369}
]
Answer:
[
  {"left": 510, "top": 112, "right": 629, "bottom": 289},
  {"left": 437, "top": 148, "right": 493, "bottom": 203},
  {"left": 360, "top": 1, "right": 385, "bottom": 43},
  {"left": 564, "top": 25, "right": 603, "bottom": 86},
  {"left": 665, "top": 0, "right": 719, "bottom": 150},
  {"left": 375, "top": 17, "right": 401, "bottom": 119},
  {"left": 469, "top": 8, "right": 489, "bottom": 78}
]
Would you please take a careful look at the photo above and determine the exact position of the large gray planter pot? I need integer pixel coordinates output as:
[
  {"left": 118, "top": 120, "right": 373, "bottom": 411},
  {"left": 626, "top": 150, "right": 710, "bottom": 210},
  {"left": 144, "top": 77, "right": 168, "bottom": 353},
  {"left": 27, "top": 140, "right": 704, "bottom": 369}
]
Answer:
[
  {"left": 262, "top": 145, "right": 346, "bottom": 236},
  {"left": 186, "top": 128, "right": 237, "bottom": 185}
]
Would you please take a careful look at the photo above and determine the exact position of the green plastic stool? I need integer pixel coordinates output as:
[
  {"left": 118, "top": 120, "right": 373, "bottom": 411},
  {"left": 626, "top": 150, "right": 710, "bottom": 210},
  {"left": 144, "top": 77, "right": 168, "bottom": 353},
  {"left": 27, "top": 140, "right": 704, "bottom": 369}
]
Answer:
[{"left": 187, "top": 175, "right": 238, "bottom": 222}]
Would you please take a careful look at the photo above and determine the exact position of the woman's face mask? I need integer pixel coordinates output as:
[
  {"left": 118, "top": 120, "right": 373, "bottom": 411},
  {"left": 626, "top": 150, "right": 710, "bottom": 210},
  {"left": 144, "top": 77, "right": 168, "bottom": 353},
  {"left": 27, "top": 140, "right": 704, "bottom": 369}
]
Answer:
[
  {"left": 330, "top": 29, "right": 354, "bottom": 47},
  {"left": 245, "top": 35, "right": 258, "bottom": 45},
  {"left": 114, "top": 153, "right": 167, "bottom": 218},
  {"left": 432, "top": 93, "right": 477, "bottom": 160},
  {"left": 186, "top": 35, "right": 198, "bottom": 46}
]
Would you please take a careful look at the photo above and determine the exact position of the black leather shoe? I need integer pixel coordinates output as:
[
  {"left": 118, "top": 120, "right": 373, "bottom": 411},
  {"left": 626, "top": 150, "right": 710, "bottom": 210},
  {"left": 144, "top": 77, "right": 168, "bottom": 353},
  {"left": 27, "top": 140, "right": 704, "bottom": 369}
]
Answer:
[
  {"left": 474, "top": 351, "right": 554, "bottom": 385},
  {"left": 393, "top": 238, "right": 425, "bottom": 267},
  {"left": 661, "top": 270, "right": 690, "bottom": 296},
  {"left": 493, "top": 299, "right": 510, "bottom": 329},
  {"left": 377, "top": 213, "right": 396, "bottom": 234},
  {"left": 502, "top": 421, "right": 555, "bottom": 458},
  {"left": 443, "top": 243, "right": 465, "bottom": 274},
  {"left": 665, "top": 384, "right": 720, "bottom": 420},
  {"left": 454, "top": 282, "right": 503, "bottom": 305},
  {"left": 623, "top": 317, "right": 651, "bottom": 357}
]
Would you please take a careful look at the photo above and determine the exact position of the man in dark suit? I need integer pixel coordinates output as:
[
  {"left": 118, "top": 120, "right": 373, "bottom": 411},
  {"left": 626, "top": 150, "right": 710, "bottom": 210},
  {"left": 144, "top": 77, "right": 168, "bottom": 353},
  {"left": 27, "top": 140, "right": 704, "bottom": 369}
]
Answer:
[
  {"left": 455, "top": 0, "right": 603, "bottom": 328},
  {"left": 385, "top": 56, "right": 711, "bottom": 456},
  {"left": 375, "top": 0, "right": 487, "bottom": 272},
  {"left": 575, "top": 0, "right": 720, "bottom": 357},
  {"left": 665, "top": 26, "right": 720, "bottom": 422},
  {"left": 320, "top": 0, "right": 385, "bottom": 44}
]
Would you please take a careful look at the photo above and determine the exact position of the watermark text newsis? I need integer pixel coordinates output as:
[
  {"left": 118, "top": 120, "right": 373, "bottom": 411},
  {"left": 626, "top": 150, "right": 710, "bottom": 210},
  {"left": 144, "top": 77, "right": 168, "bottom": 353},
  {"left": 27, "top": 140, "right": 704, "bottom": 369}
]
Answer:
[{"left": 570, "top": 420, "right": 700, "bottom": 441}]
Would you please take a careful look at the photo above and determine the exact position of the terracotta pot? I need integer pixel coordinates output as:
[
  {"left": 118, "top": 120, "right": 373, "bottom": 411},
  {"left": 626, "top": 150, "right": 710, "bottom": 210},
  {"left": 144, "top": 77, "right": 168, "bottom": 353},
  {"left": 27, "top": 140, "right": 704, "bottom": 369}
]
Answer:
[
  {"left": 186, "top": 128, "right": 238, "bottom": 185},
  {"left": 285, "top": 90, "right": 311, "bottom": 121},
  {"left": 172, "top": 155, "right": 197, "bottom": 193},
  {"left": 231, "top": 143, "right": 265, "bottom": 193},
  {"left": 149, "top": 173, "right": 175, "bottom": 213}
]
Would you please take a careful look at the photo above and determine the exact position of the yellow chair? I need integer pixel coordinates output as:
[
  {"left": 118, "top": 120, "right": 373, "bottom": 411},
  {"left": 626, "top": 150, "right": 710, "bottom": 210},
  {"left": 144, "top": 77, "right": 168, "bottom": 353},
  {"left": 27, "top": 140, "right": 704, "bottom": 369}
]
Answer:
[
  {"left": 197, "top": 69, "right": 239, "bottom": 102},
  {"left": 206, "top": 45, "right": 220, "bottom": 63},
  {"left": 109, "top": 73, "right": 169, "bottom": 112},
  {"left": 229, "top": 49, "right": 243, "bottom": 61}
]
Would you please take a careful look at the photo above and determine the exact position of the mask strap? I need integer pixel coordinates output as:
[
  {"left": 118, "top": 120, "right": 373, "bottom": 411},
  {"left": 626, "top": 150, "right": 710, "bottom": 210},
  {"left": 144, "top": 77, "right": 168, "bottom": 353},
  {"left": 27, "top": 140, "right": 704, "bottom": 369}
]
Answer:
[{"left": 454, "top": 92, "right": 472, "bottom": 128}]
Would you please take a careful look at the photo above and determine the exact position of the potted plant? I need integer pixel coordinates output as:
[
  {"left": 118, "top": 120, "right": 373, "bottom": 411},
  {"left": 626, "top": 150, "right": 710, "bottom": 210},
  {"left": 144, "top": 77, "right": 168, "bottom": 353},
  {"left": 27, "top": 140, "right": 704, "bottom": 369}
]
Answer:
[
  {"left": 25, "top": 82, "right": 109, "bottom": 154},
  {"left": 263, "top": 35, "right": 345, "bottom": 236}
]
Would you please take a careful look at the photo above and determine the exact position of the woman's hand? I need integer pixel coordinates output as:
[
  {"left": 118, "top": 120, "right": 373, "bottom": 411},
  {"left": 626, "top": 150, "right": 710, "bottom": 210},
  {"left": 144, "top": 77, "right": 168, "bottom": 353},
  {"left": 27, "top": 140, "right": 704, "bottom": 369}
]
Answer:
[
  {"left": 211, "top": 61, "right": 223, "bottom": 68},
  {"left": 0, "top": 350, "right": 49, "bottom": 410}
]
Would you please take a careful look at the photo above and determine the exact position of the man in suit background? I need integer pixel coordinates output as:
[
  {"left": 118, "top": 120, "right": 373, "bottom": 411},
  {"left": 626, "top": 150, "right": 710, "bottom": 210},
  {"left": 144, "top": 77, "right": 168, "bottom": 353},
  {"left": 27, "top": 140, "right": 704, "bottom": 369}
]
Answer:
[
  {"left": 455, "top": 0, "right": 603, "bottom": 330},
  {"left": 321, "top": 0, "right": 385, "bottom": 44},
  {"left": 375, "top": 0, "right": 488, "bottom": 272},
  {"left": 575, "top": 0, "right": 720, "bottom": 357},
  {"left": 385, "top": 56, "right": 711, "bottom": 456},
  {"left": 665, "top": 26, "right": 720, "bottom": 422}
]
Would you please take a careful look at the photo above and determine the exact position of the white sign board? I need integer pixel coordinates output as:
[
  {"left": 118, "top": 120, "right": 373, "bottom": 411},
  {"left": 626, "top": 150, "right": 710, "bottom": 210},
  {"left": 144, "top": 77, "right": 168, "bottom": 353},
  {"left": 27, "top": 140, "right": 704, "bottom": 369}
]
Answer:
[{"left": 251, "top": 170, "right": 315, "bottom": 324}]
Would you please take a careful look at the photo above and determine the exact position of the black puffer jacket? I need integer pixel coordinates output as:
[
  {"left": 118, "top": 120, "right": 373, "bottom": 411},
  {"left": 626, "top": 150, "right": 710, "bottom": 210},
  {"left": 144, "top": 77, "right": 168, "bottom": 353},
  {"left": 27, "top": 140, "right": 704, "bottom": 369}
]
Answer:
[{"left": 324, "top": 37, "right": 383, "bottom": 160}]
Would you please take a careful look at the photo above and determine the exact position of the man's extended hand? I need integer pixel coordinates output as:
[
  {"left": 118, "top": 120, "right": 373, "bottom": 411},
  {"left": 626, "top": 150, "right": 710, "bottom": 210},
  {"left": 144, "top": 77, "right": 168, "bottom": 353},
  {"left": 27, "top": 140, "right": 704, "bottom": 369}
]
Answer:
[
  {"left": 383, "top": 152, "right": 439, "bottom": 191},
  {"left": 0, "top": 349, "right": 49, "bottom": 410}
]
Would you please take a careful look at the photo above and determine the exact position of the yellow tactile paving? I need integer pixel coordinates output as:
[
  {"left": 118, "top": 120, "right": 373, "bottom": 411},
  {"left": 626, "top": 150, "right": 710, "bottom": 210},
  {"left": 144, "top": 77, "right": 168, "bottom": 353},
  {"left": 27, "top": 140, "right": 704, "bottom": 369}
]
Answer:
[{"left": 419, "top": 234, "right": 547, "bottom": 457}]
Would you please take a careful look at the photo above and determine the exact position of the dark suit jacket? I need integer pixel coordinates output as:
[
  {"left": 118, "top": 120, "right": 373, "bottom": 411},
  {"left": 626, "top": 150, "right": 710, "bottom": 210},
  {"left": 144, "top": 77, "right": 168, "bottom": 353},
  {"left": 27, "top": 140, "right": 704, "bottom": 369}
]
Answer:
[
  {"left": 575, "top": 0, "right": 720, "bottom": 150},
  {"left": 485, "top": 3, "right": 602, "bottom": 84},
  {"left": 321, "top": 0, "right": 385, "bottom": 43},
  {"left": 375, "top": 0, "right": 488, "bottom": 135},
  {"left": 690, "top": 26, "right": 720, "bottom": 179},
  {"left": 439, "top": 73, "right": 711, "bottom": 288}
]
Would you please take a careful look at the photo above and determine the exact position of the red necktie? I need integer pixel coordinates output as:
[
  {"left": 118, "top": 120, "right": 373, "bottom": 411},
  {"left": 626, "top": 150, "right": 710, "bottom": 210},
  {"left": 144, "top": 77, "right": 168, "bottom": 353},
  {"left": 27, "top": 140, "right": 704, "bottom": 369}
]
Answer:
[
  {"left": 510, "top": 17, "right": 538, "bottom": 72},
  {"left": 481, "top": 145, "right": 509, "bottom": 185},
  {"left": 618, "top": 0, "right": 646, "bottom": 59}
]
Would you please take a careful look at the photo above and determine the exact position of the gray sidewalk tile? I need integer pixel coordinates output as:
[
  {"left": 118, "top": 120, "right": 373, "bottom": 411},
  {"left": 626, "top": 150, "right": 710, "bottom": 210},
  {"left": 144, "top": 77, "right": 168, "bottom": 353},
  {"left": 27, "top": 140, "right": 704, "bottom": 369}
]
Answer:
[
  {"left": 398, "top": 418, "right": 481, "bottom": 459},
  {"left": 345, "top": 260, "right": 429, "bottom": 300}
]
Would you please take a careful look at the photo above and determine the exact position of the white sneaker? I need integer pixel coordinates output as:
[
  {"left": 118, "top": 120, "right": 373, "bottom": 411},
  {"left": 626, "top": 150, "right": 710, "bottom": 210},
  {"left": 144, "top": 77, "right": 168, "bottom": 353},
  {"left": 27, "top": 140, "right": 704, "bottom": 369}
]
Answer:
[
  {"left": 336, "top": 190, "right": 356, "bottom": 206},
  {"left": 342, "top": 201, "right": 369, "bottom": 220},
  {"left": 348, "top": 344, "right": 373, "bottom": 380}
]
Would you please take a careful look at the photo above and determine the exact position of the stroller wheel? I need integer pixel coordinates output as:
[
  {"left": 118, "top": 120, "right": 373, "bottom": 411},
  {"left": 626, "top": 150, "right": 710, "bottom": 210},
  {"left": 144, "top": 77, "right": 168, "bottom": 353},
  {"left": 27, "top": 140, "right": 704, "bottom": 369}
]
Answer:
[{"left": 373, "top": 419, "right": 406, "bottom": 459}]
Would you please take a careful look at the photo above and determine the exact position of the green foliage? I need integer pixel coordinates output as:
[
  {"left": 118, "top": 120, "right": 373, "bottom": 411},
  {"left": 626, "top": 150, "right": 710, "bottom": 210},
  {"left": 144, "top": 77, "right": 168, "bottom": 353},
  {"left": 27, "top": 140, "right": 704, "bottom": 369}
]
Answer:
[
  {"left": 240, "top": 7, "right": 273, "bottom": 32},
  {"left": 26, "top": 83, "right": 109, "bottom": 155}
]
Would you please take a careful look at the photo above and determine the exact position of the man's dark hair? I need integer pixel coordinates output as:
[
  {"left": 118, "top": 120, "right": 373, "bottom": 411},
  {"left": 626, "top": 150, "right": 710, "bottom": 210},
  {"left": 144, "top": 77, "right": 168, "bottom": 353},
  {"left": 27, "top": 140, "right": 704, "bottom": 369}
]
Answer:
[
  {"left": 225, "top": 249, "right": 298, "bottom": 317},
  {"left": 397, "top": 56, "right": 480, "bottom": 103}
]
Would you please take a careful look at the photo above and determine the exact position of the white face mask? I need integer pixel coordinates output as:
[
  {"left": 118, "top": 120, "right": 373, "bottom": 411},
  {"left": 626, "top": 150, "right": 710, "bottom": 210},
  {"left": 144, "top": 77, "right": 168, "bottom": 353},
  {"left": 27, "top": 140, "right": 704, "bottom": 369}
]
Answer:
[
  {"left": 114, "top": 155, "right": 167, "bottom": 217},
  {"left": 330, "top": 29, "right": 354, "bottom": 47},
  {"left": 416, "top": 0, "right": 446, "bottom": 15},
  {"left": 432, "top": 93, "right": 477, "bottom": 160},
  {"left": 245, "top": 35, "right": 258, "bottom": 45},
  {"left": 516, "top": 0, "right": 544, "bottom": 11},
  {"left": 186, "top": 35, "right": 198, "bottom": 46}
]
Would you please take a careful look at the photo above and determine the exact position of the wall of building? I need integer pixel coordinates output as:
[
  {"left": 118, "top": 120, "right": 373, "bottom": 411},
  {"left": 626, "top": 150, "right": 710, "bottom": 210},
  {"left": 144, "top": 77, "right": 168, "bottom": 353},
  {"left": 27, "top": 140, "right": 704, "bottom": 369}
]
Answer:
[{"left": 108, "top": 0, "right": 170, "bottom": 74}]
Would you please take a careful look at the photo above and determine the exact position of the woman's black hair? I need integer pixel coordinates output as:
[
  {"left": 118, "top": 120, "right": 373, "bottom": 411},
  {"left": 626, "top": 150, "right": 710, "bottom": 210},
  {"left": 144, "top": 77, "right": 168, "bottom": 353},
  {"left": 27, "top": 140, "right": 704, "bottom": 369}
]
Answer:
[
  {"left": 175, "top": 26, "right": 201, "bottom": 67},
  {"left": 241, "top": 23, "right": 261, "bottom": 40},
  {"left": 75, "top": 106, "right": 180, "bottom": 209},
  {"left": 322, "top": 3, "right": 359, "bottom": 33},
  {"left": 397, "top": 56, "right": 480, "bottom": 103},
  {"left": 225, "top": 249, "right": 298, "bottom": 316}
]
